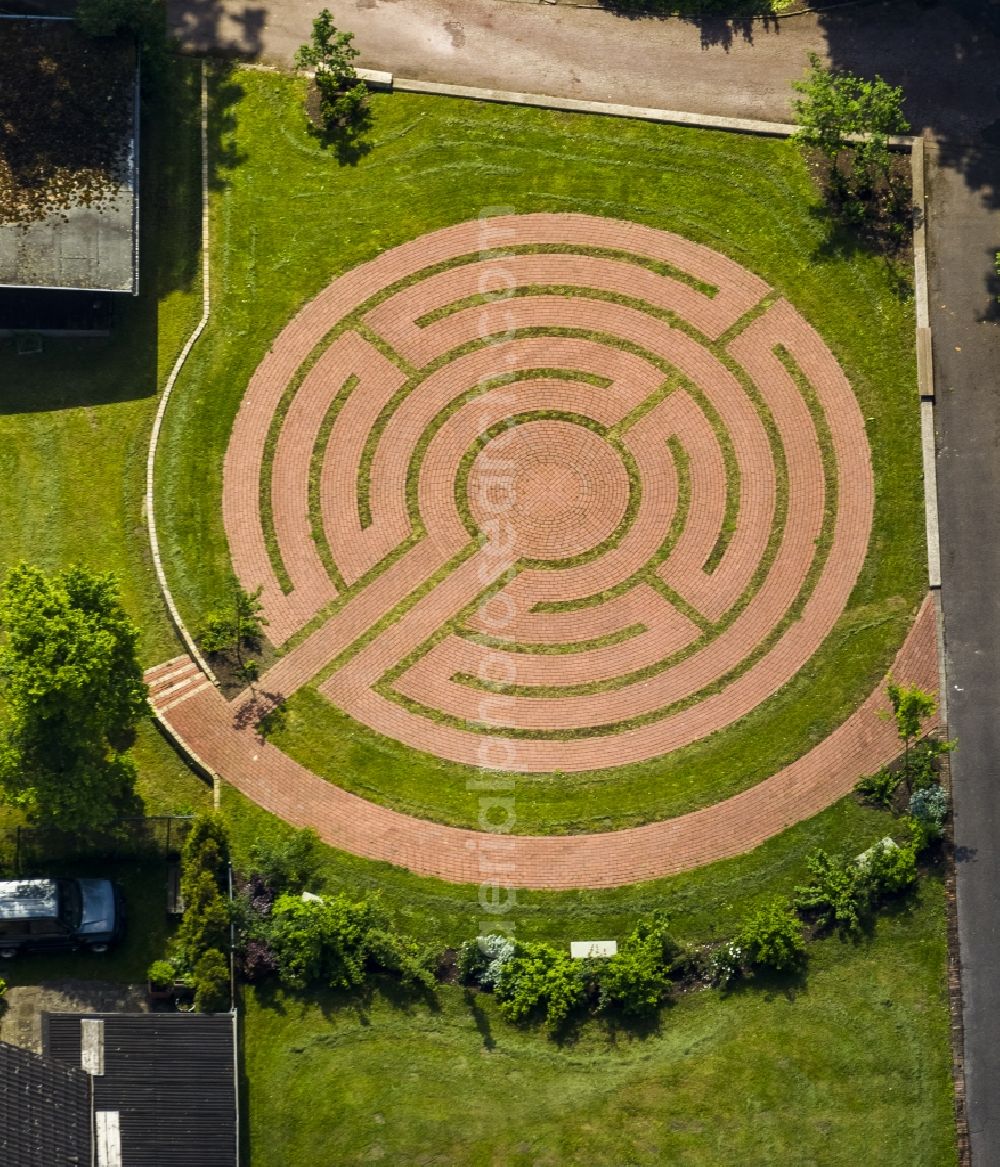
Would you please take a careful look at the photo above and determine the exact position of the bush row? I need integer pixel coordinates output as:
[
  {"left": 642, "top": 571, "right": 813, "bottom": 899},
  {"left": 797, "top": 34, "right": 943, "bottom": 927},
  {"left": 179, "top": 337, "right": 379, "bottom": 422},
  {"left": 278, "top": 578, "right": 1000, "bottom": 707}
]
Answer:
[
  {"left": 148, "top": 812, "right": 232, "bottom": 1013},
  {"left": 459, "top": 818, "right": 934, "bottom": 1034},
  {"left": 229, "top": 770, "right": 944, "bottom": 1036}
]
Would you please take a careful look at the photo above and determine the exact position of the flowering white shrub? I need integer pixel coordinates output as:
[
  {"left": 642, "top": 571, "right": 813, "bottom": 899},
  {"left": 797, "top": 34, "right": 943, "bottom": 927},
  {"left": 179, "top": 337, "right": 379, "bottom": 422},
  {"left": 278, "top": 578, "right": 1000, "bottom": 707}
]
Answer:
[{"left": 908, "top": 784, "right": 949, "bottom": 837}]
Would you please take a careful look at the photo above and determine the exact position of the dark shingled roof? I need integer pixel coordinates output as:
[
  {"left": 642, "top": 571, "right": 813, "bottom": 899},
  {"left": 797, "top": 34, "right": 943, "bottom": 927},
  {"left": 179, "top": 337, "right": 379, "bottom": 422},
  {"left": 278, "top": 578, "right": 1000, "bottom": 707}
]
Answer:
[
  {"left": 0, "top": 1039, "right": 91, "bottom": 1166},
  {"left": 46, "top": 1012, "right": 238, "bottom": 1167}
]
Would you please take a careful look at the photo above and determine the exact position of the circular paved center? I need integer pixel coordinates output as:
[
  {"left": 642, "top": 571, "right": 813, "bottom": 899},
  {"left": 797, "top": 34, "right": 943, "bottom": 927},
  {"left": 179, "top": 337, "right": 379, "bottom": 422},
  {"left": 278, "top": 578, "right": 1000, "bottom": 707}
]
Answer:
[{"left": 467, "top": 420, "right": 630, "bottom": 562}]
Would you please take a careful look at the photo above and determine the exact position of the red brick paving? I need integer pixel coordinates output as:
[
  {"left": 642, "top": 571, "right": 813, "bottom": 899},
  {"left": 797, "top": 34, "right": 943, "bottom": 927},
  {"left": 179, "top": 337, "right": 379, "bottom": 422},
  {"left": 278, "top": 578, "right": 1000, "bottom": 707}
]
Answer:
[
  {"left": 147, "top": 596, "right": 938, "bottom": 889},
  {"left": 193, "top": 214, "right": 921, "bottom": 877},
  {"left": 221, "top": 215, "right": 876, "bottom": 765}
]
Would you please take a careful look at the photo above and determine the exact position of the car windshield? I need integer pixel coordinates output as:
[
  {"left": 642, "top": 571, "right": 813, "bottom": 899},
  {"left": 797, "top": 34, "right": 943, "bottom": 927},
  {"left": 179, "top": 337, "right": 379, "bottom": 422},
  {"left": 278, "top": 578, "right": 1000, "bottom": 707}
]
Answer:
[{"left": 57, "top": 879, "right": 82, "bottom": 930}]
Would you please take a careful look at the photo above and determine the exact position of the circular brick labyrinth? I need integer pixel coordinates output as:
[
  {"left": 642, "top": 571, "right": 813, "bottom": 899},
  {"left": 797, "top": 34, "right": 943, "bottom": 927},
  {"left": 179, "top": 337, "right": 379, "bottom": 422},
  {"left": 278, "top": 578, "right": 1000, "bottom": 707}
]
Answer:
[{"left": 223, "top": 214, "right": 874, "bottom": 775}]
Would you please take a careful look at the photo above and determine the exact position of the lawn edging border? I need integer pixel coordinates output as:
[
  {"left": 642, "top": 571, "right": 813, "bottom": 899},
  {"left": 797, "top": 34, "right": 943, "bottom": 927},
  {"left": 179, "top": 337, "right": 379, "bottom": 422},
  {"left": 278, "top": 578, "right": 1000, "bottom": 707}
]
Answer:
[{"left": 145, "top": 60, "right": 219, "bottom": 690}]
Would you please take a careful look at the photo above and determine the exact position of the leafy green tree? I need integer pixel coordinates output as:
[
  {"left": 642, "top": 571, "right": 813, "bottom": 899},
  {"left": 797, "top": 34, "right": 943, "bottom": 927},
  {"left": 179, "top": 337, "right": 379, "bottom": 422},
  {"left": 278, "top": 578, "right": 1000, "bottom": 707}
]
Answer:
[
  {"left": 793, "top": 53, "right": 909, "bottom": 207},
  {"left": 294, "top": 10, "right": 367, "bottom": 130},
  {"left": 197, "top": 579, "right": 266, "bottom": 664},
  {"left": 887, "top": 679, "right": 937, "bottom": 782},
  {"left": 0, "top": 564, "right": 148, "bottom": 829}
]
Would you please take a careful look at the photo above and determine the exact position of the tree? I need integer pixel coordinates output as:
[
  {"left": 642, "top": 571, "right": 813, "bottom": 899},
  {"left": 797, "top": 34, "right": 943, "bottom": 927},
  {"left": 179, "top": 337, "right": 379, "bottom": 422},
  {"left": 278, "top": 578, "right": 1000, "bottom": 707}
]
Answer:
[
  {"left": 887, "top": 679, "right": 937, "bottom": 783},
  {"left": 0, "top": 564, "right": 148, "bottom": 829},
  {"left": 792, "top": 53, "right": 909, "bottom": 210},
  {"left": 294, "top": 10, "right": 367, "bottom": 131},
  {"left": 75, "top": 0, "right": 170, "bottom": 75},
  {"left": 198, "top": 578, "right": 266, "bottom": 664}
]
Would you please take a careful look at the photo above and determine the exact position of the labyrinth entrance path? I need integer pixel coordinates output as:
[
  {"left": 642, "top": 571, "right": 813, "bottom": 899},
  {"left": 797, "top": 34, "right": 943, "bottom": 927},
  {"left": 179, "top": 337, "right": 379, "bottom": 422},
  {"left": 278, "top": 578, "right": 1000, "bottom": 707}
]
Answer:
[{"left": 149, "top": 214, "right": 938, "bottom": 889}]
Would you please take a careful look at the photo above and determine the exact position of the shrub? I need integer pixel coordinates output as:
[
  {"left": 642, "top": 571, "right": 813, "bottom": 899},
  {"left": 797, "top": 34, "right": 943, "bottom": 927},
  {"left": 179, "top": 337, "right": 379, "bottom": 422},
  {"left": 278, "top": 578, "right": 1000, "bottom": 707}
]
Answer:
[
  {"left": 198, "top": 612, "right": 236, "bottom": 656},
  {"left": 193, "top": 948, "right": 230, "bottom": 1014},
  {"left": 458, "top": 933, "right": 515, "bottom": 989},
  {"left": 737, "top": 900, "right": 806, "bottom": 973},
  {"left": 858, "top": 837, "right": 917, "bottom": 896},
  {"left": 241, "top": 938, "right": 278, "bottom": 982},
  {"left": 597, "top": 914, "right": 682, "bottom": 1016},
  {"left": 908, "top": 784, "right": 949, "bottom": 844},
  {"left": 147, "top": 959, "right": 175, "bottom": 988},
  {"left": 494, "top": 941, "right": 584, "bottom": 1032},
  {"left": 796, "top": 839, "right": 917, "bottom": 935},
  {"left": 794, "top": 850, "right": 865, "bottom": 934},
  {"left": 175, "top": 869, "right": 229, "bottom": 958},
  {"left": 247, "top": 828, "right": 322, "bottom": 893},
  {"left": 908, "top": 738, "right": 955, "bottom": 792},
  {"left": 855, "top": 766, "right": 900, "bottom": 808},
  {"left": 182, "top": 812, "right": 230, "bottom": 877},
  {"left": 267, "top": 892, "right": 381, "bottom": 991},
  {"left": 365, "top": 929, "right": 437, "bottom": 991},
  {"left": 710, "top": 941, "right": 744, "bottom": 988}
]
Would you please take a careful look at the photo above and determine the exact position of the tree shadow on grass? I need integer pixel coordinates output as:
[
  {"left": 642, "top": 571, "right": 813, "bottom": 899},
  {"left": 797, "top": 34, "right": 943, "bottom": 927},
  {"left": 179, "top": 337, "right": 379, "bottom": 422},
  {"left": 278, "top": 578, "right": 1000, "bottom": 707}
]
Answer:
[
  {"left": 463, "top": 988, "right": 498, "bottom": 1051},
  {"left": 248, "top": 971, "right": 441, "bottom": 1032},
  {"left": 305, "top": 106, "right": 375, "bottom": 168},
  {"left": 719, "top": 962, "right": 809, "bottom": 1004}
]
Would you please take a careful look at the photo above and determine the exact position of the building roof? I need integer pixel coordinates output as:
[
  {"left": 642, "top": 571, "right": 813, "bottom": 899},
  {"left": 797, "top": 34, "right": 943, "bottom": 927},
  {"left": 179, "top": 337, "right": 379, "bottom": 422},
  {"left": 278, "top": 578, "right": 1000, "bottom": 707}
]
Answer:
[
  {"left": 0, "top": 1039, "right": 91, "bottom": 1167},
  {"left": 0, "top": 17, "right": 139, "bottom": 293},
  {"left": 45, "top": 1013, "right": 238, "bottom": 1167}
]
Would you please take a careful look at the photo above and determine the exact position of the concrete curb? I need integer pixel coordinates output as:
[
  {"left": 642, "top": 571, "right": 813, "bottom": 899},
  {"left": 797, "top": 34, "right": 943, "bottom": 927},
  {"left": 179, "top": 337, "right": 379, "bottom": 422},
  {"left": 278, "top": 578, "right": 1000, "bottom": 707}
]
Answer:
[
  {"left": 392, "top": 76, "right": 798, "bottom": 137},
  {"left": 911, "top": 139, "right": 943, "bottom": 591},
  {"left": 144, "top": 62, "right": 219, "bottom": 689}
]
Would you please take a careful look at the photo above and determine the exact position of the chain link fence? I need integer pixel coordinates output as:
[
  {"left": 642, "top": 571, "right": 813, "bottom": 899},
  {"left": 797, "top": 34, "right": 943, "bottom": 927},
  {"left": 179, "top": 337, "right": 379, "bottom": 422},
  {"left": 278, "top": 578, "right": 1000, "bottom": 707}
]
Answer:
[{"left": 0, "top": 815, "right": 194, "bottom": 874}]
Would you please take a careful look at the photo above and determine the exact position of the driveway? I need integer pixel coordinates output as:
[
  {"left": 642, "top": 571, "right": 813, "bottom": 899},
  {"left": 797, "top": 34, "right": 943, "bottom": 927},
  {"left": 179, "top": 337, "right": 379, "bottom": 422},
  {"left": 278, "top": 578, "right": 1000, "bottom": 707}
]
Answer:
[{"left": 0, "top": 980, "right": 147, "bottom": 1054}]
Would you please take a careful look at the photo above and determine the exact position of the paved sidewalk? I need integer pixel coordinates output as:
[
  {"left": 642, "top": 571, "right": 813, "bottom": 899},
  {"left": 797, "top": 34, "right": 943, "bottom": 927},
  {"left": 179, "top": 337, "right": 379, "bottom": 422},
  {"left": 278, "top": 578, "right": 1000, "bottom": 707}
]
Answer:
[
  {"left": 167, "top": 0, "right": 1000, "bottom": 137},
  {"left": 147, "top": 599, "right": 937, "bottom": 889}
]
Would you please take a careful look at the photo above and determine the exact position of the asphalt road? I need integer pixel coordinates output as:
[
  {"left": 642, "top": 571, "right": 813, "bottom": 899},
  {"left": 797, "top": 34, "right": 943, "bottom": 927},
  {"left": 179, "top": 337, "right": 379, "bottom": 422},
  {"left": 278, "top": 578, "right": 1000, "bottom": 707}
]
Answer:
[
  {"left": 930, "top": 144, "right": 1000, "bottom": 1163},
  {"left": 168, "top": 0, "right": 1000, "bottom": 1158}
]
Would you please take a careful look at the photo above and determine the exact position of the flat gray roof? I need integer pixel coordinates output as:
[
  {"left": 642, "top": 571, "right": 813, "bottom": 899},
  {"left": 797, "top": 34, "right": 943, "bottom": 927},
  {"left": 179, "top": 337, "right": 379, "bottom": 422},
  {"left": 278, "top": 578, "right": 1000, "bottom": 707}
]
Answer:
[{"left": 0, "top": 18, "right": 139, "bottom": 294}]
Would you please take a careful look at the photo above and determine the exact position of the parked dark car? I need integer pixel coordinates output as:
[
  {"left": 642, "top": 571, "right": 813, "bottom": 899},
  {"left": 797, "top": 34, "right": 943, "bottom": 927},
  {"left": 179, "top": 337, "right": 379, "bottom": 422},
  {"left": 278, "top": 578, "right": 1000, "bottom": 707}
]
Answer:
[{"left": 0, "top": 877, "right": 124, "bottom": 958}]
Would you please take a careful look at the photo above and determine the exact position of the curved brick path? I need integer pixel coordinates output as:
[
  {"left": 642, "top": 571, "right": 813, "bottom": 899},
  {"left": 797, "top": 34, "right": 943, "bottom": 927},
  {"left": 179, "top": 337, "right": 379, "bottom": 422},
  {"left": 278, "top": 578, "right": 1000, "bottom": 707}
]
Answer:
[
  {"left": 220, "top": 215, "right": 875, "bottom": 772},
  {"left": 155, "top": 213, "right": 935, "bottom": 889},
  {"left": 147, "top": 595, "right": 938, "bottom": 889}
]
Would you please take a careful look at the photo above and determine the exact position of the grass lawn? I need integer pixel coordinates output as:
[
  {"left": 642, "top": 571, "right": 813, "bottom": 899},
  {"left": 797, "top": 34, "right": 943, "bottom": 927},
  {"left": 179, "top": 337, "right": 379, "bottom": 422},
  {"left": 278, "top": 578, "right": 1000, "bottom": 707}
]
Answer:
[
  {"left": 242, "top": 878, "right": 955, "bottom": 1167},
  {"left": 157, "top": 67, "right": 925, "bottom": 835},
  {"left": 0, "top": 59, "right": 202, "bottom": 666},
  {"left": 225, "top": 782, "right": 926, "bottom": 949},
  {"left": 0, "top": 60, "right": 213, "bottom": 827}
]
